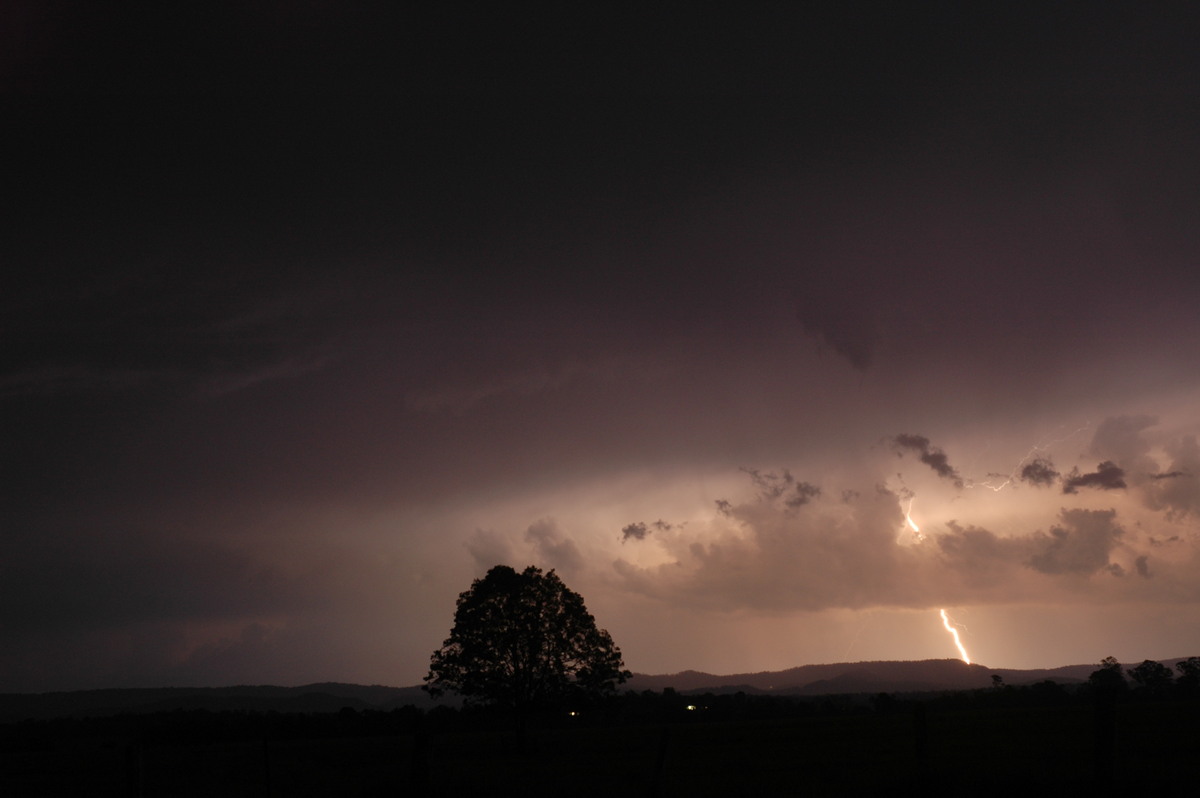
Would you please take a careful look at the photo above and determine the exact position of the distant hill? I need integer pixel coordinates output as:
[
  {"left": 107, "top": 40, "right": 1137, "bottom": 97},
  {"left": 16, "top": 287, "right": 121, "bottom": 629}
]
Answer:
[
  {"left": 622, "top": 657, "right": 1196, "bottom": 695},
  {"left": 0, "top": 683, "right": 438, "bottom": 723},
  {"left": 3, "top": 657, "right": 1193, "bottom": 722}
]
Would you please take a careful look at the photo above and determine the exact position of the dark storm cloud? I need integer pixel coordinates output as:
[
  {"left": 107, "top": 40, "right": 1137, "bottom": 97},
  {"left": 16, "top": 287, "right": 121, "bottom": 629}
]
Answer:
[
  {"left": 11, "top": 4, "right": 1108, "bottom": 98},
  {"left": 0, "top": 528, "right": 325, "bottom": 641},
  {"left": 935, "top": 509, "right": 1128, "bottom": 581},
  {"left": 7, "top": 3, "right": 1200, "bottom": 689},
  {"left": 0, "top": 270, "right": 345, "bottom": 399},
  {"left": 794, "top": 292, "right": 877, "bottom": 370},
  {"left": 934, "top": 523, "right": 1026, "bottom": 584},
  {"left": 1019, "top": 457, "right": 1060, "bottom": 487},
  {"left": 1025, "top": 509, "right": 1124, "bottom": 575},
  {"left": 891, "top": 435, "right": 963, "bottom": 488},
  {"left": 1062, "top": 461, "right": 1126, "bottom": 494}
]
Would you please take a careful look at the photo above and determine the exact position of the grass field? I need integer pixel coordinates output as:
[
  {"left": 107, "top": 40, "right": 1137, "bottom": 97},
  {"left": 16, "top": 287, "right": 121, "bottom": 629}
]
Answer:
[{"left": 3, "top": 698, "right": 1195, "bottom": 796}]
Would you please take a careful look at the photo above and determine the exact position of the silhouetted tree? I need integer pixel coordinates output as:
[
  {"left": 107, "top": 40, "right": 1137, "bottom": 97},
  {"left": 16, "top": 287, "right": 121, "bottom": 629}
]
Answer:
[
  {"left": 870, "top": 692, "right": 897, "bottom": 714},
  {"left": 1027, "top": 679, "right": 1069, "bottom": 705},
  {"left": 1088, "top": 656, "right": 1127, "bottom": 695},
  {"left": 1175, "top": 656, "right": 1200, "bottom": 695},
  {"left": 1126, "top": 659, "right": 1173, "bottom": 696},
  {"left": 424, "top": 565, "right": 629, "bottom": 742},
  {"left": 1089, "top": 657, "right": 1125, "bottom": 782}
]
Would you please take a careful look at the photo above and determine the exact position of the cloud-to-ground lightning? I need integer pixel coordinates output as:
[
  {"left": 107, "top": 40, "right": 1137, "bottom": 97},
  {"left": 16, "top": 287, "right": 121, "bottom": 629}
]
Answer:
[
  {"left": 939, "top": 609, "right": 970, "bottom": 664},
  {"left": 897, "top": 481, "right": 978, "bottom": 665},
  {"left": 905, "top": 497, "right": 973, "bottom": 663}
]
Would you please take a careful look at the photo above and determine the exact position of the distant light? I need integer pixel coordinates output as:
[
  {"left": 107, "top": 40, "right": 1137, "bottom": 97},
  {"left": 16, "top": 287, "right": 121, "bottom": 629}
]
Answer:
[
  {"left": 686, "top": 704, "right": 697, "bottom": 711},
  {"left": 568, "top": 710, "right": 579, "bottom": 717}
]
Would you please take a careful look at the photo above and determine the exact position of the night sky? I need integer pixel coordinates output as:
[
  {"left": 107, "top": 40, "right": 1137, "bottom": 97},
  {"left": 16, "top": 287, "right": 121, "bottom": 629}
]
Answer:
[{"left": 5, "top": 4, "right": 1200, "bottom": 692}]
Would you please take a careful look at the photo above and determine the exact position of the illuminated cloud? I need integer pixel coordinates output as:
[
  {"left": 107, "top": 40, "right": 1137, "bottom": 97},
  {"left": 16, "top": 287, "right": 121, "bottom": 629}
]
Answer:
[
  {"left": 1077, "top": 417, "right": 1200, "bottom": 518},
  {"left": 466, "top": 529, "right": 516, "bottom": 572},
  {"left": 525, "top": 519, "right": 584, "bottom": 574},
  {"left": 614, "top": 457, "right": 1191, "bottom": 615},
  {"left": 614, "top": 480, "right": 916, "bottom": 612},
  {"left": 1143, "top": 436, "right": 1200, "bottom": 519},
  {"left": 1089, "top": 415, "right": 1159, "bottom": 473}
]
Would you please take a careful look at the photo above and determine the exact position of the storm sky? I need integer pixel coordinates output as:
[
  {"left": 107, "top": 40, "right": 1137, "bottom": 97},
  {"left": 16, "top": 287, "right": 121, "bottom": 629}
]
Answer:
[{"left": 5, "top": 5, "right": 1200, "bottom": 692}]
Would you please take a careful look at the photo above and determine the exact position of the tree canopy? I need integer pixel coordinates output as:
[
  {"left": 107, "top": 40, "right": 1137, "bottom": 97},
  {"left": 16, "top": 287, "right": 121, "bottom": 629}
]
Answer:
[
  {"left": 1176, "top": 656, "right": 1200, "bottom": 695},
  {"left": 424, "top": 565, "right": 630, "bottom": 711},
  {"left": 1127, "top": 659, "right": 1174, "bottom": 694},
  {"left": 1088, "top": 656, "right": 1128, "bottom": 694}
]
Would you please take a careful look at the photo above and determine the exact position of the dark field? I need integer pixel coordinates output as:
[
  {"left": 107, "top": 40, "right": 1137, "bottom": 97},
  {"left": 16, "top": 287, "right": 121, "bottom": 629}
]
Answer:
[{"left": 3, "top": 697, "right": 1196, "bottom": 796}]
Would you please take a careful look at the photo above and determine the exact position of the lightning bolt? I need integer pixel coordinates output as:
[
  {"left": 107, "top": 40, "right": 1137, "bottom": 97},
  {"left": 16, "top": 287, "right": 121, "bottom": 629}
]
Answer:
[
  {"left": 897, "top": 429, "right": 1092, "bottom": 666},
  {"left": 904, "top": 499, "right": 972, "bottom": 663},
  {"left": 903, "top": 495, "right": 926, "bottom": 542},
  {"left": 972, "top": 424, "right": 1091, "bottom": 492},
  {"left": 940, "top": 609, "right": 970, "bottom": 664},
  {"left": 905, "top": 497, "right": 919, "bottom": 531}
]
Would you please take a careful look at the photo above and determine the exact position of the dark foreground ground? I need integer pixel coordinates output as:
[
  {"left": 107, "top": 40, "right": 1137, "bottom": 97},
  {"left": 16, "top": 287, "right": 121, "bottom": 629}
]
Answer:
[{"left": 2, "top": 694, "right": 1195, "bottom": 796}]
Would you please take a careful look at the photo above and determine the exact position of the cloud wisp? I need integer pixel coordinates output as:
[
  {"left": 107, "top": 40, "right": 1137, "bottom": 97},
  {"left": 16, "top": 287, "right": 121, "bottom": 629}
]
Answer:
[
  {"left": 1062, "top": 461, "right": 1127, "bottom": 494},
  {"left": 891, "top": 434, "right": 964, "bottom": 489}
]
